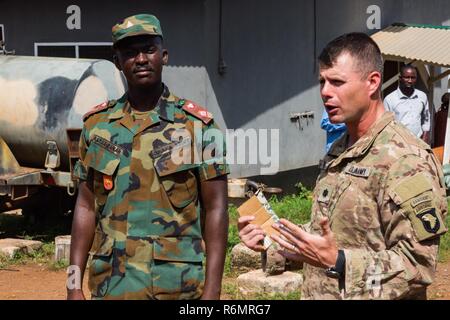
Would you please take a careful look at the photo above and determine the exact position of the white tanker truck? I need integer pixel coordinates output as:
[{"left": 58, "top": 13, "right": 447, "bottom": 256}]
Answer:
[{"left": 0, "top": 55, "right": 126, "bottom": 220}]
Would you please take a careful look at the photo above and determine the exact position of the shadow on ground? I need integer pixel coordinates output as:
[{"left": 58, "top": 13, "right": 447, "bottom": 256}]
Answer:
[{"left": 0, "top": 210, "right": 72, "bottom": 242}]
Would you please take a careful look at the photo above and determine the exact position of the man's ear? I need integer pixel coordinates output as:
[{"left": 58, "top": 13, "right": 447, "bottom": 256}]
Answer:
[
  {"left": 368, "top": 71, "right": 382, "bottom": 97},
  {"left": 162, "top": 49, "right": 169, "bottom": 66}
]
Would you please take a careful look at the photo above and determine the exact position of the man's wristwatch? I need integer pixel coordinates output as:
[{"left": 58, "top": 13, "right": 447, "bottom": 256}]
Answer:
[{"left": 325, "top": 249, "right": 346, "bottom": 279}]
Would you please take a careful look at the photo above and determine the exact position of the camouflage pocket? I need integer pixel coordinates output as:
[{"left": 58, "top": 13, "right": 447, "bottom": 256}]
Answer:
[
  {"left": 151, "top": 237, "right": 205, "bottom": 300},
  {"left": 85, "top": 141, "right": 121, "bottom": 211},
  {"left": 84, "top": 140, "right": 121, "bottom": 176},
  {"left": 88, "top": 232, "right": 115, "bottom": 298},
  {"left": 159, "top": 169, "right": 199, "bottom": 208}
]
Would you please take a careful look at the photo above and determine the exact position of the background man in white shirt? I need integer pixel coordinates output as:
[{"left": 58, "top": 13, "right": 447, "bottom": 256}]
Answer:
[{"left": 384, "top": 65, "right": 430, "bottom": 144}]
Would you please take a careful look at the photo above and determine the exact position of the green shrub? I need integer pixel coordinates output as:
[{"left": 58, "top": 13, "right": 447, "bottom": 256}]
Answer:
[
  {"left": 227, "top": 204, "right": 240, "bottom": 252},
  {"left": 269, "top": 183, "right": 312, "bottom": 225},
  {"left": 224, "top": 204, "right": 241, "bottom": 276},
  {"left": 50, "top": 259, "right": 69, "bottom": 271},
  {"left": 438, "top": 202, "right": 450, "bottom": 262}
]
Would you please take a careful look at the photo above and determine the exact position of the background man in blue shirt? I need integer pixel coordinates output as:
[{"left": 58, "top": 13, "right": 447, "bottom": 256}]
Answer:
[{"left": 321, "top": 109, "right": 347, "bottom": 152}]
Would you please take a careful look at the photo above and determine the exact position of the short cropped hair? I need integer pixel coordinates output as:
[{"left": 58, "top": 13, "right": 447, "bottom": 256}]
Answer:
[
  {"left": 318, "top": 32, "right": 384, "bottom": 78},
  {"left": 400, "top": 64, "right": 417, "bottom": 75}
]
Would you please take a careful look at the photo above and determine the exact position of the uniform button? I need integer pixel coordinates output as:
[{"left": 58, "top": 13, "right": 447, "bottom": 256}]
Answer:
[{"left": 357, "top": 281, "right": 365, "bottom": 288}]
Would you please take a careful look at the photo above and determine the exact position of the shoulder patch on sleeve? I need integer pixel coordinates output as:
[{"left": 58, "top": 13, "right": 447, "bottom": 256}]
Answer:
[
  {"left": 410, "top": 205, "right": 446, "bottom": 241},
  {"left": 389, "top": 173, "right": 432, "bottom": 205},
  {"left": 389, "top": 172, "right": 447, "bottom": 241},
  {"left": 181, "top": 100, "right": 213, "bottom": 124},
  {"left": 82, "top": 100, "right": 116, "bottom": 122},
  {"left": 416, "top": 208, "right": 442, "bottom": 234}
]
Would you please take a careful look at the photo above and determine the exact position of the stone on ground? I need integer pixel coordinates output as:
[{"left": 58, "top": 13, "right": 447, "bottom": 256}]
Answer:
[
  {"left": 237, "top": 269, "right": 303, "bottom": 297},
  {"left": 0, "top": 238, "right": 43, "bottom": 258},
  {"left": 262, "top": 245, "right": 286, "bottom": 275},
  {"left": 230, "top": 243, "right": 262, "bottom": 272}
]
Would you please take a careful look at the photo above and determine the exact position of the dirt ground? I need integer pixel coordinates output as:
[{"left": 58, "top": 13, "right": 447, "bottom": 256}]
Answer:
[
  {"left": 428, "top": 260, "right": 450, "bottom": 300},
  {"left": 0, "top": 264, "right": 90, "bottom": 300},
  {"left": 0, "top": 261, "right": 448, "bottom": 300}
]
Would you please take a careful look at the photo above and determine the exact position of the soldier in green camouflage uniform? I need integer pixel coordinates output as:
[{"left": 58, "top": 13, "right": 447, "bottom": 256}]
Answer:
[
  {"left": 67, "top": 14, "right": 229, "bottom": 300},
  {"left": 239, "top": 33, "right": 447, "bottom": 299}
]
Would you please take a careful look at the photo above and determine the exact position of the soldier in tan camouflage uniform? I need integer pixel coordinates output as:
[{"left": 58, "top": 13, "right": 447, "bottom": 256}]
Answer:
[
  {"left": 67, "top": 14, "right": 229, "bottom": 300},
  {"left": 239, "top": 33, "right": 447, "bottom": 300}
]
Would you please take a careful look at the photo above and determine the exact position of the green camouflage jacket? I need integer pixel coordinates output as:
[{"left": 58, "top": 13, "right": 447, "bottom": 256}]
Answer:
[
  {"left": 302, "top": 112, "right": 447, "bottom": 300},
  {"left": 74, "top": 84, "right": 229, "bottom": 300}
]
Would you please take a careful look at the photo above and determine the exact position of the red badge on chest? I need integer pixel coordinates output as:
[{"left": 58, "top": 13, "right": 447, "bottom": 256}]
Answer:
[{"left": 103, "top": 175, "right": 114, "bottom": 191}]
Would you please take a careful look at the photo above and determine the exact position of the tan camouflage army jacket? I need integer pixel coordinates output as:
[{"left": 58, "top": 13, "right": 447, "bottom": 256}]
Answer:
[
  {"left": 301, "top": 112, "right": 447, "bottom": 300},
  {"left": 74, "top": 84, "right": 229, "bottom": 300}
]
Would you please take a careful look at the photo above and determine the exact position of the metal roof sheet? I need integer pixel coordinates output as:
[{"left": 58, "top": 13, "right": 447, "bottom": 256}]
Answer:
[{"left": 371, "top": 24, "right": 450, "bottom": 68}]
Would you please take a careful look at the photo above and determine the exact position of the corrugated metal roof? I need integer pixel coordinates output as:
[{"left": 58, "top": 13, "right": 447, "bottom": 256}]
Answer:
[{"left": 371, "top": 24, "right": 450, "bottom": 68}]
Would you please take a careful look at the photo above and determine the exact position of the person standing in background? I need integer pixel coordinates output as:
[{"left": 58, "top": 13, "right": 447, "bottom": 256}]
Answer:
[{"left": 384, "top": 65, "right": 430, "bottom": 144}]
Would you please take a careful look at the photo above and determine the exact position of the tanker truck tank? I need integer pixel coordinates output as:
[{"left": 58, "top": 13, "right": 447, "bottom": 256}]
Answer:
[
  {"left": 0, "top": 55, "right": 126, "bottom": 217},
  {"left": 0, "top": 55, "right": 126, "bottom": 171}
]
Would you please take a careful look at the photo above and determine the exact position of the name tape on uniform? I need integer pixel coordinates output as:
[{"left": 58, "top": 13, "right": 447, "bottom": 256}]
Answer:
[
  {"left": 92, "top": 135, "right": 124, "bottom": 156},
  {"left": 344, "top": 165, "right": 371, "bottom": 178}
]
